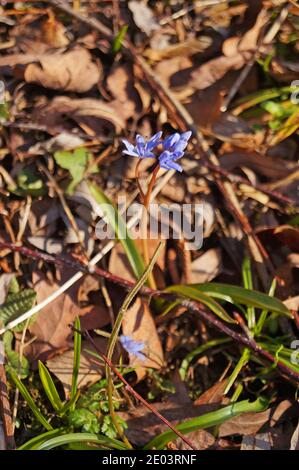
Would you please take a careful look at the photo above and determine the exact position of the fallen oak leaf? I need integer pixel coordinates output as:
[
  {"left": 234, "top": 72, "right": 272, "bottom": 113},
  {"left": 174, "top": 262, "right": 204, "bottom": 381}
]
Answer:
[{"left": 24, "top": 47, "right": 101, "bottom": 93}]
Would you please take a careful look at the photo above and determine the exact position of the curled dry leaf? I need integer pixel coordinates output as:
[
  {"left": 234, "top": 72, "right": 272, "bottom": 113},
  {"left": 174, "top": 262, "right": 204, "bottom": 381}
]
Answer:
[
  {"left": 24, "top": 47, "right": 101, "bottom": 93},
  {"left": 283, "top": 295, "right": 299, "bottom": 311},
  {"left": 154, "top": 57, "right": 193, "bottom": 88},
  {"left": 34, "top": 96, "right": 126, "bottom": 134},
  {"left": 257, "top": 225, "right": 299, "bottom": 253}
]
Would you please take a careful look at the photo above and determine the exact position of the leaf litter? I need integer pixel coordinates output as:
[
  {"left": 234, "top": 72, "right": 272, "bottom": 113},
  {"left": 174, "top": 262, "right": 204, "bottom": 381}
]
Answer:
[{"left": 0, "top": 0, "right": 299, "bottom": 452}]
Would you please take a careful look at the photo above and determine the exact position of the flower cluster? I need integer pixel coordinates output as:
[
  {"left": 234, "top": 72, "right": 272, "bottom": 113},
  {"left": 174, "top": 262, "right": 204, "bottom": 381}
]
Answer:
[{"left": 122, "top": 130, "right": 192, "bottom": 173}]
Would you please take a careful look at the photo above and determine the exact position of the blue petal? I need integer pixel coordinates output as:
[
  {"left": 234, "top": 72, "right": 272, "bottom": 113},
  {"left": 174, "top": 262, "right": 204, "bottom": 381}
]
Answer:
[
  {"left": 181, "top": 130, "right": 192, "bottom": 141},
  {"left": 123, "top": 149, "right": 139, "bottom": 157},
  {"left": 146, "top": 131, "right": 163, "bottom": 151},
  {"left": 162, "top": 133, "right": 180, "bottom": 150},
  {"left": 163, "top": 160, "right": 183, "bottom": 172},
  {"left": 170, "top": 161, "right": 183, "bottom": 172},
  {"left": 136, "top": 134, "right": 145, "bottom": 156},
  {"left": 135, "top": 351, "right": 146, "bottom": 360},
  {"left": 174, "top": 140, "right": 188, "bottom": 153},
  {"left": 122, "top": 139, "right": 135, "bottom": 151},
  {"left": 159, "top": 150, "right": 171, "bottom": 163}
]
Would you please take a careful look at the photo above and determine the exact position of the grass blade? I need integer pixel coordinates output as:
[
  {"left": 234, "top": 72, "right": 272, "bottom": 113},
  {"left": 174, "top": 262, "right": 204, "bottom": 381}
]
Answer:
[
  {"left": 191, "top": 283, "right": 291, "bottom": 318},
  {"left": 34, "top": 432, "right": 127, "bottom": 450},
  {"left": 88, "top": 181, "right": 145, "bottom": 279},
  {"left": 18, "top": 429, "right": 62, "bottom": 450},
  {"left": 71, "top": 316, "right": 81, "bottom": 407},
  {"left": 38, "top": 361, "right": 64, "bottom": 412},
  {"left": 8, "top": 368, "right": 52, "bottom": 431},
  {"left": 166, "top": 285, "right": 236, "bottom": 323}
]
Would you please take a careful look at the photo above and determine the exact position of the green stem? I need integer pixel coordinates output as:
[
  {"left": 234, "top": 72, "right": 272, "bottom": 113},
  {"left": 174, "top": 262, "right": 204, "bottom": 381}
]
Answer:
[
  {"left": 224, "top": 347, "right": 251, "bottom": 395},
  {"left": 105, "top": 241, "right": 164, "bottom": 448}
]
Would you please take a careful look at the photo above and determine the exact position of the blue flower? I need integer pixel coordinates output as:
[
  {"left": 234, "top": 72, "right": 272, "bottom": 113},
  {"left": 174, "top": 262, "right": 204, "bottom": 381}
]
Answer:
[
  {"left": 119, "top": 335, "right": 146, "bottom": 360},
  {"left": 122, "top": 132, "right": 162, "bottom": 159},
  {"left": 159, "top": 131, "right": 192, "bottom": 172}
]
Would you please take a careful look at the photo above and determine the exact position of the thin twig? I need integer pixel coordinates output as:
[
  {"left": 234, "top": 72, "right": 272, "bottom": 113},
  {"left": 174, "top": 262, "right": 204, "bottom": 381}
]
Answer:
[{"left": 0, "top": 365, "right": 15, "bottom": 450}]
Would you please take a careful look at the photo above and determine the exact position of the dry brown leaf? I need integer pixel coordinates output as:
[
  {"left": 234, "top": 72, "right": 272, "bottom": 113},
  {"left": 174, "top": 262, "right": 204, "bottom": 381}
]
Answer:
[
  {"left": 290, "top": 421, "right": 299, "bottom": 450},
  {"left": 219, "top": 150, "right": 297, "bottom": 180},
  {"left": 24, "top": 47, "right": 101, "bottom": 93},
  {"left": 284, "top": 295, "right": 299, "bottom": 311},
  {"left": 106, "top": 64, "right": 142, "bottom": 119},
  {"left": 174, "top": 429, "right": 215, "bottom": 450},
  {"left": 34, "top": 96, "right": 126, "bottom": 133},
  {"left": 154, "top": 57, "right": 193, "bottom": 88},
  {"left": 119, "top": 401, "right": 217, "bottom": 447},
  {"left": 194, "top": 379, "right": 228, "bottom": 406},
  {"left": 27, "top": 269, "right": 110, "bottom": 361},
  {"left": 122, "top": 298, "right": 164, "bottom": 373},
  {"left": 190, "top": 248, "right": 222, "bottom": 284},
  {"left": 189, "top": 54, "right": 247, "bottom": 91},
  {"left": 241, "top": 432, "right": 272, "bottom": 450},
  {"left": 257, "top": 225, "right": 299, "bottom": 253},
  {"left": 219, "top": 409, "right": 271, "bottom": 437},
  {"left": 145, "top": 37, "right": 213, "bottom": 61},
  {"left": 128, "top": 0, "right": 159, "bottom": 36},
  {"left": 223, "top": 9, "right": 269, "bottom": 56},
  {"left": 42, "top": 16, "right": 70, "bottom": 48},
  {"left": 0, "top": 53, "right": 38, "bottom": 67},
  {"left": 109, "top": 239, "right": 165, "bottom": 287},
  {"left": 0, "top": 273, "right": 16, "bottom": 304},
  {"left": 46, "top": 337, "right": 107, "bottom": 396}
]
